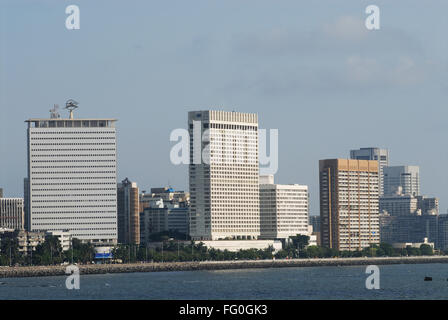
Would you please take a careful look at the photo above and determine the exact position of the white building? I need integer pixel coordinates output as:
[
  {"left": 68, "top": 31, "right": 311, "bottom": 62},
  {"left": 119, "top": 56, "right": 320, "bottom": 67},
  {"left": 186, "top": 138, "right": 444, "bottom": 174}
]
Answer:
[
  {"left": 384, "top": 165, "right": 420, "bottom": 196},
  {"left": 25, "top": 105, "right": 118, "bottom": 245},
  {"left": 350, "top": 147, "right": 389, "bottom": 196},
  {"left": 188, "top": 110, "right": 260, "bottom": 240},
  {"left": 0, "top": 198, "right": 24, "bottom": 230},
  {"left": 259, "top": 175, "right": 309, "bottom": 240},
  {"left": 46, "top": 230, "right": 72, "bottom": 251}
]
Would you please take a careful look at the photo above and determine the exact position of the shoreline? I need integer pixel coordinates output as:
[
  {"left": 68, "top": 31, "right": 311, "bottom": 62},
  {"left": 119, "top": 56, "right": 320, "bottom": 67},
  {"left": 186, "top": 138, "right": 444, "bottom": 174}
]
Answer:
[{"left": 1, "top": 256, "right": 448, "bottom": 278}]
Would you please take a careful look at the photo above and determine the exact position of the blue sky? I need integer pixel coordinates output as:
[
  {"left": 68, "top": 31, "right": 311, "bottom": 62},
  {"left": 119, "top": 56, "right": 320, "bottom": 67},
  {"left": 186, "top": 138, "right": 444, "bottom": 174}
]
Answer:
[{"left": 1, "top": 0, "right": 447, "bottom": 214}]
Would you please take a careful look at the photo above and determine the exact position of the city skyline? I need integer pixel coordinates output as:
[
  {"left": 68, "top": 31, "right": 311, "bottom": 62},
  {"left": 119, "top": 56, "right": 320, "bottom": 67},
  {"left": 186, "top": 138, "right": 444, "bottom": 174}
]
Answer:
[{"left": 1, "top": 0, "right": 447, "bottom": 215}]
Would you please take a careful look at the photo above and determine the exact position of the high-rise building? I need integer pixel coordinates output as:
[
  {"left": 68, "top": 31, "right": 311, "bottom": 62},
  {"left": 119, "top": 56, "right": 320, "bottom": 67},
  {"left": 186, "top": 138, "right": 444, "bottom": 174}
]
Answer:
[
  {"left": 259, "top": 176, "right": 309, "bottom": 240},
  {"left": 319, "top": 159, "right": 380, "bottom": 251},
  {"left": 117, "top": 178, "right": 140, "bottom": 245},
  {"left": 25, "top": 106, "right": 118, "bottom": 245},
  {"left": 350, "top": 147, "right": 389, "bottom": 196},
  {"left": 188, "top": 110, "right": 260, "bottom": 240},
  {"left": 383, "top": 165, "right": 420, "bottom": 196},
  {"left": 0, "top": 198, "right": 24, "bottom": 230}
]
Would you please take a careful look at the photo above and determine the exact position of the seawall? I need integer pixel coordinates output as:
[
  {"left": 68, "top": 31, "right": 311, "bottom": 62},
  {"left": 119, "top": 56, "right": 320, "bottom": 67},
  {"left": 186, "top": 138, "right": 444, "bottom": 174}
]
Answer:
[{"left": 1, "top": 256, "right": 448, "bottom": 278}]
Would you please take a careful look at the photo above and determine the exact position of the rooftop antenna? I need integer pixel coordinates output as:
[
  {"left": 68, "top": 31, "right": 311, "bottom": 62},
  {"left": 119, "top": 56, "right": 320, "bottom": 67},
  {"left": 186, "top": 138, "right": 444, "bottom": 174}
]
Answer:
[
  {"left": 49, "top": 104, "right": 60, "bottom": 119},
  {"left": 65, "top": 99, "right": 79, "bottom": 119}
]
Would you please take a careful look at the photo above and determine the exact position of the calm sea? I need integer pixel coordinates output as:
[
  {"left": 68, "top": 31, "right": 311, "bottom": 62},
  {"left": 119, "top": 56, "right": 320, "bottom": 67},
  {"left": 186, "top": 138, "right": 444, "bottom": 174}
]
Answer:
[{"left": 1, "top": 263, "right": 448, "bottom": 299}]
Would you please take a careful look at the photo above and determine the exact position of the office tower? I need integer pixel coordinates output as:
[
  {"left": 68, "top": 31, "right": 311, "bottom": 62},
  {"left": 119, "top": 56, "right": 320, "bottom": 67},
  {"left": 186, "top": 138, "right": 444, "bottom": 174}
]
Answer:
[
  {"left": 117, "top": 178, "right": 140, "bottom": 245},
  {"left": 383, "top": 165, "right": 420, "bottom": 196},
  {"left": 259, "top": 176, "right": 309, "bottom": 240},
  {"left": 350, "top": 147, "right": 389, "bottom": 196},
  {"left": 188, "top": 110, "right": 260, "bottom": 240},
  {"left": 25, "top": 106, "right": 118, "bottom": 245},
  {"left": 319, "top": 159, "right": 380, "bottom": 251},
  {"left": 0, "top": 198, "right": 24, "bottom": 230}
]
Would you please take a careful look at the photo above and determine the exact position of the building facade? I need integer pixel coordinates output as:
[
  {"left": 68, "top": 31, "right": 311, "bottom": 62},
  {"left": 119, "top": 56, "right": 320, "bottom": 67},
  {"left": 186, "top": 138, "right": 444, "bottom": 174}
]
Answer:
[
  {"left": 117, "top": 178, "right": 140, "bottom": 245},
  {"left": 383, "top": 165, "right": 420, "bottom": 196},
  {"left": 140, "top": 198, "right": 189, "bottom": 244},
  {"left": 25, "top": 109, "right": 118, "bottom": 245},
  {"left": 319, "top": 159, "right": 380, "bottom": 251},
  {"left": 259, "top": 178, "right": 309, "bottom": 240},
  {"left": 188, "top": 110, "right": 260, "bottom": 240},
  {"left": 0, "top": 198, "right": 25, "bottom": 230},
  {"left": 350, "top": 147, "right": 389, "bottom": 196}
]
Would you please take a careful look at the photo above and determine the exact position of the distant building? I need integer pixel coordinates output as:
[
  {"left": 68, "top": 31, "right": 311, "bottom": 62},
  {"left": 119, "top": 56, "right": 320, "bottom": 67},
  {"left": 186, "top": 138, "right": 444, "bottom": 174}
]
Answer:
[
  {"left": 117, "top": 178, "right": 140, "bottom": 245},
  {"left": 140, "top": 187, "right": 189, "bottom": 213},
  {"left": 0, "top": 188, "right": 3, "bottom": 198},
  {"left": 437, "top": 214, "right": 448, "bottom": 250},
  {"left": 380, "top": 193, "right": 418, "bottom": 216},
  {"left": 350, "top": 147, "right": 389, "bottom": 195},
  {"left": 319, "top": 159, "right": 380, "bottom": 251},
  {"left": 259, "top": 175, "right": 309, "bottom": 240},
  {"left": 309, "top": 216, "right": 320, "bottom": 233},
  {"left": 0, "top": 198, "right": 24, "bottom": 230},
  {"left": 17, "top": 230, "right": 46, "bottom": 256},
  {"left": 383, "top": 165, "right": 420, "bottom": 196},
  {"left": 25, "top": 108, "right": 118, "bottom": 245},
  {"left": 379, "top": 213, "right": 438, "bottom": 246},
  {"left": 46, "top": 230, "right": 72, "bottom": 251},
  {"left": 140, "top": 198, "right": 189, "bottom": 244},
  {"left": 417, "top": 196, "right": 439, "bottom": 215}
]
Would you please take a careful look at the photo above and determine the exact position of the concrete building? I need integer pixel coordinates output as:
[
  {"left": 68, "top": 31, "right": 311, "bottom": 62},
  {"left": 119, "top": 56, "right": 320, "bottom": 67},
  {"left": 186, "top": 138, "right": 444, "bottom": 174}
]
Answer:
[
  {"left": 0, "top": 198, "right": 25, "bottom": 230},
  {"left": 350, "top": 147, "right": 389, "bottom": 196},
  {"left": 380, "top": 193, "right": 419, "bottom": 216},
  {"left": 140, "top": 198, "right": 189, "bottom": 244},
  {"left": 17, "top": 230, "right": 46, "bottom": 256},
  {"left": 117, "top": 178, "right": 140, "bottom": 245},
  {"left": 417, "top": 196, "right": 439, "bottom": 215},
  {"left": 310, "top": 215, "right": 320, "bottom": 232},
  {"left": 380, "top": 213, "right": 438, "bottom": 246},
  {"left": 140, "top": 187, "right": 189, "bottom": 213},
  {"left": 319, "top": 159, "right": 380, "bottom": 251},
  {"left": 46, "top": 230, "right": 72, "bottom": 251},
  {"left": 383, "top": 165, "right": 420, "bottom": 196},
  {"left": 188, "top": 110, "right": 260, "bottom": 240},
  {"left": 25, "top": 106, "right": 118, "bottom": 245},
  {"left": 259, "top": 175, "right": 309, "bottom": 240}
]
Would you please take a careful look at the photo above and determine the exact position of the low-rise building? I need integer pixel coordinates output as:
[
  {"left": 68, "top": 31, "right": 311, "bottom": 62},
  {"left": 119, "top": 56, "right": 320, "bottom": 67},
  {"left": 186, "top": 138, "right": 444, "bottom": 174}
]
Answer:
[{"left": 46, "top": 230, "right": 72, "bottom": 251}]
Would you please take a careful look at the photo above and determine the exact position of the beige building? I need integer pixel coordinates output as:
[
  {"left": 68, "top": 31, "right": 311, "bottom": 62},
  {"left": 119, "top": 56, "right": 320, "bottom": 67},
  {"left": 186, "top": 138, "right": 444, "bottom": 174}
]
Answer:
[
  {"left": 259, "top": 176, "right": 309, "bottom": 240},
  {"left": 188, "top": 110, "right": 260, "bottom": 240},
  {"left": 319, "top": 159, "right": 380, "bottom": 251}
]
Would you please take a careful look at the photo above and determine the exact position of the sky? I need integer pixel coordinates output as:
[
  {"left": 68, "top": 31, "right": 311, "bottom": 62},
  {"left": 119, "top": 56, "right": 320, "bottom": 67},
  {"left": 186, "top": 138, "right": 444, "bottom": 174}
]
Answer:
[{"left": 1, "top": 0, "right": 447, "bottom": 215}]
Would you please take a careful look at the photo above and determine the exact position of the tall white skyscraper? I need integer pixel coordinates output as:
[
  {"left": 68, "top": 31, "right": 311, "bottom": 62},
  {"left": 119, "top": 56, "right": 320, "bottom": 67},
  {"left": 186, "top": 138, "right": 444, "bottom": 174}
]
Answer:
[
  {"left": 188, "top": 110, "right": 260, "bottom": 240},
  {"left": 350, "top": 147, "right": 389, "bottom": 196},
  {"left": 259, "top": 175, "right": 309, "bottom": 240},
  {"left": 383, "top": 165, "right": 420, "bottom": 196},
  {"left": 25, "top": 105, "right": 118, "bottom": 245}
]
